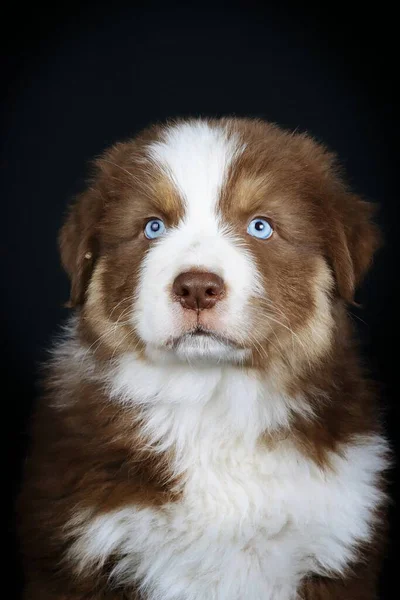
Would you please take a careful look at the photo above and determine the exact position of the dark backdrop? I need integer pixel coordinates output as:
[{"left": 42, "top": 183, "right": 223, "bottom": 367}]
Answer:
[{"left": 2, "top": 2, "right": 398, "bottom": 598}]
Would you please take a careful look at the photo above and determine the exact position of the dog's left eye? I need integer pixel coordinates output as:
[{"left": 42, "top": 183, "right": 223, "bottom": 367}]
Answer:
[
  {"left": 247, "top": 218, "right": 273, "bottom": 240},
  {"left": 144, "top": 219, "right": 166, "bottom": 239}
]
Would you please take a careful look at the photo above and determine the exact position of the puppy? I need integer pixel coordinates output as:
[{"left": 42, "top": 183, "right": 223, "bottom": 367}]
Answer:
[{"left": 19, "top": 118, "right": 389, "bottom": 600}]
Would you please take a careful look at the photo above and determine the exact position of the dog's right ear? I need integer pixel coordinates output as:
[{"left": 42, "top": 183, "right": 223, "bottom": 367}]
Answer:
[
  {"left": 59, "top": 188, "right": 102, "bottom": 308},
  {"left": 59, "top": 141, "right": 137, "bottom": 307}
]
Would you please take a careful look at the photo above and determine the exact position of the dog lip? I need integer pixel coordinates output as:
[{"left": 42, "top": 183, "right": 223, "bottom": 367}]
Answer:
[
  {"left": 191, "top": 327, "right": 212, "bottom": 337},
  {"left": 171, "top": 328, "right": 243, "bottom": 349}
]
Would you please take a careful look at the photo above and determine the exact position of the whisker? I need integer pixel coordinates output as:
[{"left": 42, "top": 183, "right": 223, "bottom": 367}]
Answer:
[
  {"left": 250, "top": 313, "right": 312, "bottom": 372},
  {"left": 109, "top": 296, "right": 135, "bottom": 320}
]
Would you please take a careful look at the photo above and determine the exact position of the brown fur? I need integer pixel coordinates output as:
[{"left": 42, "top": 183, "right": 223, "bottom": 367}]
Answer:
[
  {"left": 19, "top": 374, "right": 178, "bottom": 598},
  {"left": 18, "top": 117, "right": 386, "bottom": 599}
]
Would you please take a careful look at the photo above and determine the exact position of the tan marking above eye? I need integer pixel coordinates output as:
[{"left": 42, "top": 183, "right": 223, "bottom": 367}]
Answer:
[{"left": 149, "top": 178, "right": 185, "bottom": 222}]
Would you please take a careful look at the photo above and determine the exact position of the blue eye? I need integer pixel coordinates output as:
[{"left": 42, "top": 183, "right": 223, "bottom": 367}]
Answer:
[
  {"left": 144, "top": 219, "right": 166, "bottom": 239},
  {"left": 247, "top": 218, "right": 273, "bottom": 240}
]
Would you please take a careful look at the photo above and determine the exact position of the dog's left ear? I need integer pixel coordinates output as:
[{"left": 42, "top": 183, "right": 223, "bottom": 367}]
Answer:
[{"left": 328, "top": 195, "right": 381, "bottom": 304}]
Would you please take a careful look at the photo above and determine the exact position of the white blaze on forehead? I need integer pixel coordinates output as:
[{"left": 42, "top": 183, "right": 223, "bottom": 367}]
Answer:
[
  {"left": 147, "top": 120, "right": 244, "bottom": 226},
  {"left": 134, "top": 120, "right": 263, "bottom": 358}
]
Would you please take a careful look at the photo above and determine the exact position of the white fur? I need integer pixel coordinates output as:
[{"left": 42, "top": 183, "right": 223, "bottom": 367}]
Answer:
[
  {"left": 108, "top": 352, "right": 315, "bottom": 432},
  {"left": 134, "top": 121, "right": 262, "bottom": 364},
  {"left": 62, "top": 344, "right": 388, "bottom": 600}
]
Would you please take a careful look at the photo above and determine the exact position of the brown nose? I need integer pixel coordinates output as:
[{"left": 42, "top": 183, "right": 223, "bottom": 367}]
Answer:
[{"left": 173, "top": 271, "right": 225, "bottom": 310}]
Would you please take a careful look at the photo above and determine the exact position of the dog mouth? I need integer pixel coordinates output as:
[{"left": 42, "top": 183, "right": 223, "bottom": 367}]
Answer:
[
  {"left": 169, "top": 327, "right": 243, "bottom": 350},
  {"left": 159, "top": 327, "right": 251, "bottom": 364}
]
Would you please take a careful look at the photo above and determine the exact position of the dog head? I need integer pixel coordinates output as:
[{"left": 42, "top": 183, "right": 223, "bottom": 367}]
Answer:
[{"left": 60, "top": 118, "right": 379, "bottom": 372}]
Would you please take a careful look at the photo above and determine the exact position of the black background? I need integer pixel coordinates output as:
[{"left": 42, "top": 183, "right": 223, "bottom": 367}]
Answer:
[{"left": 2, "top": 2, "right": 398, "bottom": 598}]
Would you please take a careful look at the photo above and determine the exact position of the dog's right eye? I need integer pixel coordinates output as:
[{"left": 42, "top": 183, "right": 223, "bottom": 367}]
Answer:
[{"left": 144, "top": 219, "right": 166, "bottom": 240}]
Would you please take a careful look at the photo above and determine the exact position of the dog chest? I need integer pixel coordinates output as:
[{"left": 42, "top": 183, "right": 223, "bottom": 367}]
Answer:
[{"left": 69, "top": 435, "right": 385, "bottom": 600}]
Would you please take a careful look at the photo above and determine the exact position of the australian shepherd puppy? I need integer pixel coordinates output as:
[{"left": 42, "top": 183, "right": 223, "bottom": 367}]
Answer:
[{"left": 19, "top": 118, "right": 389, "bottom": 600}]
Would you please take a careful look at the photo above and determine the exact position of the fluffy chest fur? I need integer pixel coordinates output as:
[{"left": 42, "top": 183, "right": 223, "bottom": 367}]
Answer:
[{"left": 67, "top": 358, "right": 387, "bottom": 600}]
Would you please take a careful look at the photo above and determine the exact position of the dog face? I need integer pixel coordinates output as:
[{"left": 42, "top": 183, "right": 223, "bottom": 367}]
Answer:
[{"left": 60, "top": 118, "right": 379, "bottom": 371}]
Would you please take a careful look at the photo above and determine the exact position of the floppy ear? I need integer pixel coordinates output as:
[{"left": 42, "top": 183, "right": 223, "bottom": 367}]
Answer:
[
  {"left": 328, "top": 195, "right": 381, "bottom": 304},
  {"left": 59, "top": 188, "right": 101, "bottom": 308}
]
